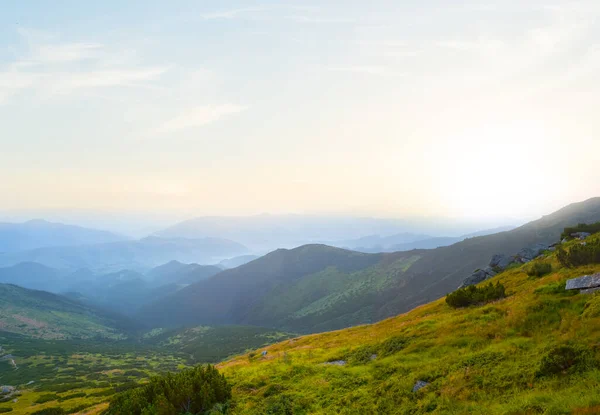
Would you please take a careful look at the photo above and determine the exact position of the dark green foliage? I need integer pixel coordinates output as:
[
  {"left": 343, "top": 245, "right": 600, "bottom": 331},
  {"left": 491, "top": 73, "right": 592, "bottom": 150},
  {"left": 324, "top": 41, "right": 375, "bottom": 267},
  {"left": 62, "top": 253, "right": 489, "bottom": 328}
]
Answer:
[
  {"left": 346, "top": 335, "right": 409, "bottom": 365},
  {"left": 557, "top": 239, "right": 600, "bottom": 268},
  {"left": 58, "top": 392, "right": 86, "bottom": 401},
  {"left": 526, "top": 262, "right": 552, "bottom": 277},
  {"left": 561, "top": 222, "right": 600, "bottom": 240},
  {"left": 30, "top": 409, "right": 64, "bottom": 415},
  {"left": 537, "top": 344, "right": 595, "bottom": 377},
  {"left": 378, "top": 336, "right": 409, "bottom": 357},
  {"left": 446, "top": 282, "right": 507, "bottom": 308},
  {"left": 348, "top": 345, "right": 378, "bottom": 365},
  {"left": 106, "top": 365, "right": 231, "bottom": 415},
  {"left": 35, "top": 394, "right": 59, "bottom": 404},
  {"left": 0, "top": 408, "right": 13, "bottom": 413}
]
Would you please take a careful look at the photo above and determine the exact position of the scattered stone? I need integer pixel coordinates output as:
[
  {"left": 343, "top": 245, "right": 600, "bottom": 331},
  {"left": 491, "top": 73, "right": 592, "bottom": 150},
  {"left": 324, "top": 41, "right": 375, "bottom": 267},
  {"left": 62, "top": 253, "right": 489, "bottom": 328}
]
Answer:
[
  {"left": 460, "top": 267, "right": 497, "bottom": 288},
  {"left": 324, "top": 360, "right": 347, "bottom": 366},
  {"left": 513, "top": 244, "right": 549, "bottom": 263},
  {"left": 566, "top": 273, "right": 600, "bottom": 291},
  {"left": 460, "top": 243, "right": 551, "bottom": 288},
  {"left": 580, "top": 287, "right": 600, "bottom": 295},
  {"left": 489, "top": 254, "right": 513, "bottom": 270},
  {"left": 572, "top": 232, "right": 591, "bottom": 240},
  {"left": 12, "top": 399, "right": 18, "bottom": 403},
  {"left": 0, "top": 385, "right": 15, "bottom": 394},
  {"left": 412, "top": 380, "right": 429, "bottom": 393},
  {"left": 370, "top": 354, "right": 377, "bottom": 361},
  {"left": 261, "top": 351, "right": 268, "bottom": 357},
  {"left": 25, "top": 381, "right": 35, "bottom": 386}
]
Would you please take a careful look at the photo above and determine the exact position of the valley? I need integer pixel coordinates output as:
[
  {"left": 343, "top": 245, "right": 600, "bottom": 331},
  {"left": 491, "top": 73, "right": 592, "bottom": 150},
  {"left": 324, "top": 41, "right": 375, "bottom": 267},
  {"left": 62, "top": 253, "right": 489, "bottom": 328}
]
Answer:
[{"left": 1, "top": 199, "right": 600, "bottom": 414}]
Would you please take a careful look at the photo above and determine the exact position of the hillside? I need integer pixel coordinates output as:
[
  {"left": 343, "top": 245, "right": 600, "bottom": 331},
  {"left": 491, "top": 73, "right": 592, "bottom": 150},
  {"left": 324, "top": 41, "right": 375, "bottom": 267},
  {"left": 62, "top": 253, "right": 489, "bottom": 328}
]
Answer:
[
  {"left": 0, "top": 219, "right": 125, "bottom": 253},
  {"left": 217, "top": 234, "right": 600, "bottom": 414},
  {"left": 0, "top": 236, "right": 248, "bottom": 273},
  {"left": 146, "top": 260, "right": 222, "bottom": 286},
  {"left": 0, "top": 284, "right": 139, "bottom": 339},
  {"left": 140, "top": 245, "right": 424, "bottom": 332},
  {"left": 140, "top": 198, "right": 600, "bottom": 333}
]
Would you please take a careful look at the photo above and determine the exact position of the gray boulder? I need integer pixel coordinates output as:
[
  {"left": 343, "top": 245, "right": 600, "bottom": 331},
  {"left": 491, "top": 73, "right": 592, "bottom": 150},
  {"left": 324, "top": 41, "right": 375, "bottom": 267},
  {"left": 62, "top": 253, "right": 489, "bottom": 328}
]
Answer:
[
  {"left": 513, "top": 244, "right": 549, "bottom": 263},
  {"left": 572, "top": 232, "right": 591, "bottom": 240},
  {"left": 460, "top": 267, "right": 496, "bottom": 288},
  {"left": 489, "top": 254, "right": 513, "bottom": 270},
  {"left": 412, "top": 380, "right": 429, "bottom": 393},
  {"left": 565, "top": 273, "right": 600, "bottom": 291}
]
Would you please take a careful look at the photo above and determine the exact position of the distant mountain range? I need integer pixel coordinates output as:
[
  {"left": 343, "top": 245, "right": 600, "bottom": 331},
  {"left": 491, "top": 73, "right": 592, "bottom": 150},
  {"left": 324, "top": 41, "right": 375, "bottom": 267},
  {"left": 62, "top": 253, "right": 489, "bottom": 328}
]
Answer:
[
  {"left": 141, "top": 198, "right": 600, "bottom": 333},
  {"left": 0, "top": 236, "right": 248, "bottom": 273},
  {"left": 331, "top": 226, "right": 515, "bottom": 253},
  {"left": 0, "top": 219, "right": 125, "bottom": 253},
  {"left": 155, "top": 214, "right": 515, "bottom": 252}
]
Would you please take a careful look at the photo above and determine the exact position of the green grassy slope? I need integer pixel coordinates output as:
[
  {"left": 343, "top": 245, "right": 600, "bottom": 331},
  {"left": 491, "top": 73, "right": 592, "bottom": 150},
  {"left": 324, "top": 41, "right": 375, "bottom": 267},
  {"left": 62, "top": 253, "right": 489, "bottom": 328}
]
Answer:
[
  {"left": 142, "top": 325, "right": 294, "bottom": 364},
  {"left": 218, "top": 235, "right": 600, "bottom": 414},
  {"left": 0, "top": 284, "right": 139, "bottom": 339},
  {"left": 139, "top": 245, "right": 424, "bottom": 332}
]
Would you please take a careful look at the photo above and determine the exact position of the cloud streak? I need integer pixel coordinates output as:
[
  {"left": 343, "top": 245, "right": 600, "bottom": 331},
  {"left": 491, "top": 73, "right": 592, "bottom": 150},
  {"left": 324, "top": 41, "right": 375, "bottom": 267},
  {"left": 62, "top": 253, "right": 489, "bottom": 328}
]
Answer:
[
  {"left": 153, "top": 104, "right": 248, "bottom": 135},
  {"left": 0, "top": 29, "right": 168, "bottom": 104}
]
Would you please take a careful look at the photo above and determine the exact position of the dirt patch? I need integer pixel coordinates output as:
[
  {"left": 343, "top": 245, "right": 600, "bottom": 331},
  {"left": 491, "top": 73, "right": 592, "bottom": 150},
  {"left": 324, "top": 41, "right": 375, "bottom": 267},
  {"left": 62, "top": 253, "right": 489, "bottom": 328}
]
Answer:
[{"left": 12, "top": 314, "right": 47, "bottom": 329}]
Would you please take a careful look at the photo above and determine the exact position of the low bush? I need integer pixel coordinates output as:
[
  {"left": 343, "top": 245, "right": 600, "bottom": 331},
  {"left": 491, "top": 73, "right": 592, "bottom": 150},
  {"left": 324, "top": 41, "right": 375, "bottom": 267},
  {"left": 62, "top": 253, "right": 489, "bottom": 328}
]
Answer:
[
  {"left": 582, "top": 294, "right": 600, "bottom": 319},
  {"left": 537, "top": 344, "right": 595, "bottom": 377},
  {"left": 526, "top": 262, "right": 552, "bottom": 277},
  {"left": 106, "top": 365, "right": 231, "bottom": 415},
  {"left": 446, "top": 282, "right": 507, "bottom": 308},
  {"left": 30, "top": 408, "right": 64, "bottom": 415},
  {"left": 561, "top": 222, "right": 600, "bottom": 240},
  {"left": 557, "top": 240, "right": 600, "bottom": 268},
  {"left": 34, "top": 394, "right": 59, "bottom": 404}
]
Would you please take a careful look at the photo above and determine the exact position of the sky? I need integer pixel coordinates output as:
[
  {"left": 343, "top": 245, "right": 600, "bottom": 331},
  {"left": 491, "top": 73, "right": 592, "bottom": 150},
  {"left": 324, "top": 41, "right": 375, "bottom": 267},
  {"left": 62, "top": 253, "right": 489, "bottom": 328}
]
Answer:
[{"left": 1, "top": 0, "right": 599, "bottom": 222}]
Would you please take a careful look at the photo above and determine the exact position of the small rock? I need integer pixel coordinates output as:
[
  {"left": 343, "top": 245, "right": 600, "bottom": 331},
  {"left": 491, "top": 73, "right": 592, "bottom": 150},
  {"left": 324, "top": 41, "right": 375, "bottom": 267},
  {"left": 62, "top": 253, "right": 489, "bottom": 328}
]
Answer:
[
  {"left": 412, "top": 380, "right": 429, "bottom": 393},
  {"left": 580, "top": 287, "right": 600, "bottom": 295},
  {"left": 324, "top": 360, "right": 347, "bottom": 366},
  {"left": 261, "top": 351, "right": 268, "bottom": 357},
  {"left": 571, "top": 232, "right": 591, "bottom": 240},
  {"left": 370, "top": 354, "right": 377, "bottom": 361}
]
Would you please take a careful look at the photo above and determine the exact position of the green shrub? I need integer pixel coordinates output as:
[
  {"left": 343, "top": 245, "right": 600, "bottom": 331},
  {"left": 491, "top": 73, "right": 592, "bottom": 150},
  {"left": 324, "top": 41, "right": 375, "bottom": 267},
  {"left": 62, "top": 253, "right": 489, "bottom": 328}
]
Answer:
[
  {"left": 557, "top": 239, "right": 600, "bottom": 268},
  {"left": 537, "top": 344, "right": 595, "bottom": 377},
  {"left": 526, "top": 262, "right": 552, "bottom": 277},
  {"left": 378, "top": 336, "right": 409, "bottom": 357},
  {"left": 0, "top": 408, "right": 13, "bottom": 413},
  {"left": 30, "top": 408, "right": 64, "bottom": 415},
  {"left": 446, "top": 282, "right": 507, "bottom": 308},
  {"left": 34, "top": 394, "right": 59, "bottom": 404},
  {"left": 561, "top": 222, "right": 600, "bottom": 240},
  {"left": 582, "top": 294, "right": 600, "bottom": 319},
  {"left": 106, "top": 365, "right": 231, "bottom": 415}
]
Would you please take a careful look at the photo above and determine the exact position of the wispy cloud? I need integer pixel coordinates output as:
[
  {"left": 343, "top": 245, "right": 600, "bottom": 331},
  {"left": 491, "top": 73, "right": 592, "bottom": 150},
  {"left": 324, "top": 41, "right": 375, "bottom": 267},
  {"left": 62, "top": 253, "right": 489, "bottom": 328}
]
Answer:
[
  {"left": 326, "top": 65, "right": 404, "bottom": 77},
  {"left": 153, "top": 104, "right": 248, "bottom": 135},
  {"left": 0, "top": 29, "right": 168, "bottom": 104},
  {"left": 199, "top": 5, "right": 354, "bottom": 24},
  {"left": 200, "top": 7, "right": 268, "bottom": 20}
]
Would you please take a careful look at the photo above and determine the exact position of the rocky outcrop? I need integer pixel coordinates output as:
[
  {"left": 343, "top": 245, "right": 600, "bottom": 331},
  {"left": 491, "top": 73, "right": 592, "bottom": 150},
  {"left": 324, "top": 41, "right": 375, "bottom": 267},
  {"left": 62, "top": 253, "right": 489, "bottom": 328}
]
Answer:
[
  {"left": 460, "top": 244, "right": 551, "bottom": 287},
  {"left": 565, "top": 273, "right": 600, "bottom": 293},
  {"left": 571, "top": 232, "right": 591, "bottom": 240}
]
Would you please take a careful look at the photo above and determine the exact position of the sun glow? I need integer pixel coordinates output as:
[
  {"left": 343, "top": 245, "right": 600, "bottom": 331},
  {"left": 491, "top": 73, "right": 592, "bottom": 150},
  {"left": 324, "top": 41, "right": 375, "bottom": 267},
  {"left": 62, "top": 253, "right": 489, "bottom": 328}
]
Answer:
[{"left": 432, "top": 121, "right": 566, "bottom": 219}]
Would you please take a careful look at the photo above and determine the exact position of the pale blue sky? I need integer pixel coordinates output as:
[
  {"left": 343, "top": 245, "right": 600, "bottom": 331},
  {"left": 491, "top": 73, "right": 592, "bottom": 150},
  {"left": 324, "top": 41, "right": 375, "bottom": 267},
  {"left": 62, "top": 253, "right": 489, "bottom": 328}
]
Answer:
[{"left": 1, "top": 1, "right": 599, "bottom": 220}]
